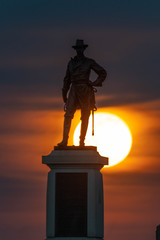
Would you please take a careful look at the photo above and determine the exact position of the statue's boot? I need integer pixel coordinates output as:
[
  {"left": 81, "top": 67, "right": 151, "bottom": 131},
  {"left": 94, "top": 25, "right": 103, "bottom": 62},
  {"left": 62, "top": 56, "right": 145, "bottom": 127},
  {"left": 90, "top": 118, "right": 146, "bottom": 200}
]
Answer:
[
  {"left": 79, "top": 116, "right": 89, "bottom": 147},
  {"left": 57, "top": 117, "right": 72, "bottom": 147}
]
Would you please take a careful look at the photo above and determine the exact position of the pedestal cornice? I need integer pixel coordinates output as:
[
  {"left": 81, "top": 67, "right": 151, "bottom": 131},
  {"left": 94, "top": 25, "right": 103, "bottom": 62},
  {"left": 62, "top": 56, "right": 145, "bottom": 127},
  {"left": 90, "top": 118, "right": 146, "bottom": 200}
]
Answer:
[{"left": 42, "top": 146, "right": 108, "bottom": 169}]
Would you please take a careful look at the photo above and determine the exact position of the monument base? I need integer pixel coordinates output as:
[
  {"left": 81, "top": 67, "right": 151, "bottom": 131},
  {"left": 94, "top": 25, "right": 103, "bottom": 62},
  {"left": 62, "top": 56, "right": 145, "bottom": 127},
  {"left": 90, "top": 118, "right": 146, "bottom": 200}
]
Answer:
[{"left": 42, "top": 147, "right": 108, "bottom": 240}]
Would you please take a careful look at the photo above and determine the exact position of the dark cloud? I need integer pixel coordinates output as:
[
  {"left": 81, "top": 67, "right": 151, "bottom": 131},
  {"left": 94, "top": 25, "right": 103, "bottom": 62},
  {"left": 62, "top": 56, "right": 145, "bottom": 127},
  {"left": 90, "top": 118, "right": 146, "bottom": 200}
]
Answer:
[
  {"left": 144, "top": 127, "right": 160, "bottom": 138},
  {"left": 0, "top": 175, "right": 45, "bottom": 212},
  {"left": 103, "top": 171, "right": 160, "bottom": 186},
  {"left": 0, "top": 26, "right": 160, "bottom": 111},
  {"left": 0, "top": 174, "right": 46, "bottom": 240}
]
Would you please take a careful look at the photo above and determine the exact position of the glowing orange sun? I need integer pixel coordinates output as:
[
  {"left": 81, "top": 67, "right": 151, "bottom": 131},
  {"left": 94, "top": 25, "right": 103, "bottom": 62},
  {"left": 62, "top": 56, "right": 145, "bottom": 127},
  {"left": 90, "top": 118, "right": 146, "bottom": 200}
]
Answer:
[{"left": 73, "top": 112, "right": 132, "bottom": 167}]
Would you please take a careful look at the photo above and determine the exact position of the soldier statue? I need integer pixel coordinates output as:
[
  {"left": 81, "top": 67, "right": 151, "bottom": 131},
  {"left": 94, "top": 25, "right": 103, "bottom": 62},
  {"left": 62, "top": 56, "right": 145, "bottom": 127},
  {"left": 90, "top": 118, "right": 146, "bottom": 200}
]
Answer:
[{"left": 58, "top": 39, "right": 107, "bottom": 147}]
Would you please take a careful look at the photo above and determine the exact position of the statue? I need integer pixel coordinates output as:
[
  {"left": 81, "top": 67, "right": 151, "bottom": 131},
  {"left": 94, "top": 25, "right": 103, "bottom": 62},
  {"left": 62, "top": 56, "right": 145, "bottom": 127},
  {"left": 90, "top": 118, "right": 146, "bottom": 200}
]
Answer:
[{"left": 58, "top": 39, "right": 107, "bottom": 147}]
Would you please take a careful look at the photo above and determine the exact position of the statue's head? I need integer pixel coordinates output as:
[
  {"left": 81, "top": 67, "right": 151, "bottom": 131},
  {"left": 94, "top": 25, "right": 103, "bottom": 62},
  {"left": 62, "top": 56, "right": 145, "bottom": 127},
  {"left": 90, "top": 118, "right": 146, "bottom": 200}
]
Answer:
[{"left": 72, "top": 39, "right": 88, "bottom": 55}]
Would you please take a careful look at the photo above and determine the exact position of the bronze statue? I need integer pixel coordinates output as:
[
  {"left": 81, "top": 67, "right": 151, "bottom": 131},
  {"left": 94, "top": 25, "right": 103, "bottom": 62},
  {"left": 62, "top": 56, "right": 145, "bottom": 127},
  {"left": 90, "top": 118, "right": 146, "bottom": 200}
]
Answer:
[{"left": 58, "top": 39, "right": 107, "bottom": 147}]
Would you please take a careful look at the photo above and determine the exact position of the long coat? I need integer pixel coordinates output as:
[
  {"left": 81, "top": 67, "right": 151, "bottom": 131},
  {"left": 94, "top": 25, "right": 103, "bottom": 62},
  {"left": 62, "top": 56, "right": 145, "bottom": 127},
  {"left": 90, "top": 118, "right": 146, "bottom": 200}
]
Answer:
[{"left": 62, "top": 55, "right": 107, "bottom": 118}]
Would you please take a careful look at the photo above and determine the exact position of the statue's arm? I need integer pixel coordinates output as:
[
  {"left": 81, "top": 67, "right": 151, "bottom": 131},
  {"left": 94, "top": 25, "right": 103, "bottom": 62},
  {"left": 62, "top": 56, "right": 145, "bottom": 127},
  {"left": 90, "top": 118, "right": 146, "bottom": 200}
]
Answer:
[
  {"left": 90, "top": 60, "right": 107, "bottom": 86},
  {"left": 62, "top": 64, "right": 71, "bottom": 103}
]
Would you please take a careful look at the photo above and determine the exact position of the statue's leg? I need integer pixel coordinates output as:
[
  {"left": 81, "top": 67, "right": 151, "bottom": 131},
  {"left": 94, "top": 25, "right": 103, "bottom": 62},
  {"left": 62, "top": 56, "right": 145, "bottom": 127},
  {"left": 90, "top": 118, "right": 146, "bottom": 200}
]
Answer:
[
  {"left": 77, "top": 84, "right": 91, "bottom": 147},
  {"left": 57, "top": 86, "right": 77, "bottom": 147},
  {"left": 79, "top": 110, "right": 90, "bottom": 147},
  {"left": 57, "top": 116, "right": 72, "bottom": 147}
]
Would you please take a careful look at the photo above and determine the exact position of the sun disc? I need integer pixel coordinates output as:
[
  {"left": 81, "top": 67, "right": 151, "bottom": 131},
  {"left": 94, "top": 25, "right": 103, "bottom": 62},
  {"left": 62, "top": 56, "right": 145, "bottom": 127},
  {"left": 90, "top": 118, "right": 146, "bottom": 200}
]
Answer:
[{"left": 73, "top": 113, "right": 132, "bottom": 167}]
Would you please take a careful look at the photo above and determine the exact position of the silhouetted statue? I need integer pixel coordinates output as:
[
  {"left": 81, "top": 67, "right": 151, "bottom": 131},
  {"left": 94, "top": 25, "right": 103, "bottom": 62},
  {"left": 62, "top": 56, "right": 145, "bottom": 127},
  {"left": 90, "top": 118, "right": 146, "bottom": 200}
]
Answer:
[{"left": 58, "top": 39, "right": 107, "bottom": 147}]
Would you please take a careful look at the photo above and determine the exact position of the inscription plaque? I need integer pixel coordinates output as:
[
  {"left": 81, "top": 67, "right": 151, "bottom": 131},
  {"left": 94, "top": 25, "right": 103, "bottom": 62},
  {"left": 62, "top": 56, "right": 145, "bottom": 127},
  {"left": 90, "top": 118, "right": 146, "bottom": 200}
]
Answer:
[{"left": 55, "top": 173, "right": 87, "bottom": 237}]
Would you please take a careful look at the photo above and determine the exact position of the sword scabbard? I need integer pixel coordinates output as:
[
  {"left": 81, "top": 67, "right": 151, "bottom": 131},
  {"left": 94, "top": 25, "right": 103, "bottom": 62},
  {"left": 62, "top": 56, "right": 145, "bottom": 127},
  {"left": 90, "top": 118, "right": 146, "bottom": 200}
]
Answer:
[{"left": 92, "top": 109, "right": 94, "bottom": 136}]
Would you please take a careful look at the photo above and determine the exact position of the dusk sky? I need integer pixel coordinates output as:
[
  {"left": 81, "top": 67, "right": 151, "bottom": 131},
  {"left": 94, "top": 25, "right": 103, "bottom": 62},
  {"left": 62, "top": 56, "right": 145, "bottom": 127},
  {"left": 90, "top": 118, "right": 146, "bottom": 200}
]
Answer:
[{"left": 0, "top": 0, "right": 160, "bottom": 240}]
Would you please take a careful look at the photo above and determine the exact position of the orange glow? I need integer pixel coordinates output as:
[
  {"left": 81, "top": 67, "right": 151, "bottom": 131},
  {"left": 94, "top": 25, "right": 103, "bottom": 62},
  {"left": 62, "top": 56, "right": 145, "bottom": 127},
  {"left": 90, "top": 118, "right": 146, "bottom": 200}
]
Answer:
[{"left": 1, "top": 99, "right": 159, "bottom": 176}]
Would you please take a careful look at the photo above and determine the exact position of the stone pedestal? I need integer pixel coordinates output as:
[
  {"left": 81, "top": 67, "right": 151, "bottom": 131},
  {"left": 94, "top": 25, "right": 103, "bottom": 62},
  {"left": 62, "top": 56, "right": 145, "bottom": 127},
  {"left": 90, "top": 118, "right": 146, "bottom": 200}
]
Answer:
[{"left": 42, "top": 146, "right": 108, "bottom": 240}]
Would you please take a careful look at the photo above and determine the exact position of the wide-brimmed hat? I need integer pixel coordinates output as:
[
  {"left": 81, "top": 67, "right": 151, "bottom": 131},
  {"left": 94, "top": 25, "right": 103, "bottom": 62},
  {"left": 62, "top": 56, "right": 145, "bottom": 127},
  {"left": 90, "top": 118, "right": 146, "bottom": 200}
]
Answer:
[{"left": 72, "top": 39, "right": 88, "bottom": 49}]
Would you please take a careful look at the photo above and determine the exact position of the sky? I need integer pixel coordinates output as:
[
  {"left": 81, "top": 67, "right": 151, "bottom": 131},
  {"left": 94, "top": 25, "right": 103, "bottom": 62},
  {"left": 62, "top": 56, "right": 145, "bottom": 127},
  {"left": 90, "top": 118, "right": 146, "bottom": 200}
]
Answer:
[{"left": 0, "top": 0, "right": 160, "bottom": 239}]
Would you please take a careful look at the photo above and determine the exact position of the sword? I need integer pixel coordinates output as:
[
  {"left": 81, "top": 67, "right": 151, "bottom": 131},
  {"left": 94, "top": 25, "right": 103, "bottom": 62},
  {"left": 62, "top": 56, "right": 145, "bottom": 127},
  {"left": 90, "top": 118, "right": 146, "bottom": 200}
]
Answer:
[
  {"left": 92, "top": 105, "right": 97, "bottom": 136},
  {"left": 91, "top": 86, "right": 97, "bottom": 136},
  {"left": 92, "top": 109, "right": 94, "bottom": 136}
]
